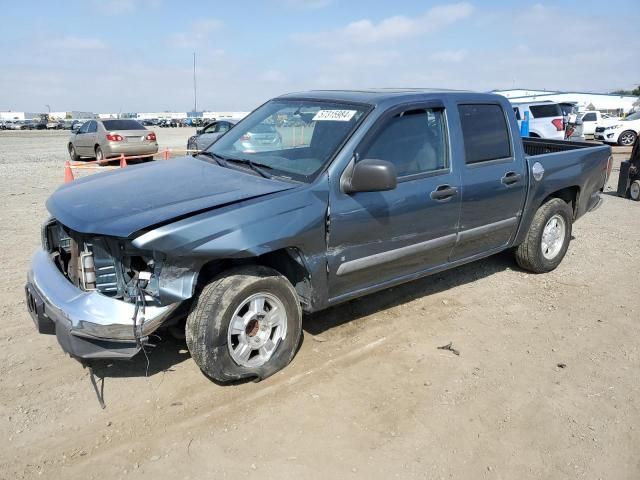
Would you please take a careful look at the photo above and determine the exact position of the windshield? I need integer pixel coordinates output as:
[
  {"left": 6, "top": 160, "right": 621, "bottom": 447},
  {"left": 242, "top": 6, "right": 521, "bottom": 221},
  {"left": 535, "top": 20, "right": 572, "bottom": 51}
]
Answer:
[
  {"left": 206, "top": 99, "right": 369, "bottom": 182},
  {"left": 625, "top": 112, "right": 640, "bottom": 121}
]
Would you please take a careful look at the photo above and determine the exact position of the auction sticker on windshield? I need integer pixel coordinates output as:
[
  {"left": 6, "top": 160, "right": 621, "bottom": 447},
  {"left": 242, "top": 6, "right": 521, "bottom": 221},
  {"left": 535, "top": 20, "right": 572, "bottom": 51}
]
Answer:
[{"left": 312, "top": 110, "right": 357, "bottom": 122}]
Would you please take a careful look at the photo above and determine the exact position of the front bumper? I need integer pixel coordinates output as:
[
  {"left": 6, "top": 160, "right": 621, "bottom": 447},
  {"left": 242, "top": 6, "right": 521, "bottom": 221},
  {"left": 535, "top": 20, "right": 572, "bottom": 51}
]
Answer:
[
  {"left": 25, "top": 249, "right": 178, "bottom": 361},
  {"left": 594, "top": 130, "right": 620, "bottom": 143}
]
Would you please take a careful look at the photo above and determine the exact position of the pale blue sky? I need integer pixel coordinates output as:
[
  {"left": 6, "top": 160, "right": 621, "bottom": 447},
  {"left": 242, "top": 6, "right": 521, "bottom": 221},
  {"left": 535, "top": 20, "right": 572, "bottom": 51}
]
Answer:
[{"left": 1, "top": 0, "right": 638, "bottom": 113}]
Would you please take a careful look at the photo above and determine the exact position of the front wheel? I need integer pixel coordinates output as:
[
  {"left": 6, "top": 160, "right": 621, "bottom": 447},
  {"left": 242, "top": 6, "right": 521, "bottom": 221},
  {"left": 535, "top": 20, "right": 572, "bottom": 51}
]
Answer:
[
  {"left": 68, "top": 144, "right": 80, "bottom": 162},
  {"left": 186, "top": 265, "right": 302, "bottom": 383},
  {"left": 514, "top": 198, "right": 573, "bottom": 273},
  {"left": 618, "top": 130, "right": 637, "bottom": 147}
]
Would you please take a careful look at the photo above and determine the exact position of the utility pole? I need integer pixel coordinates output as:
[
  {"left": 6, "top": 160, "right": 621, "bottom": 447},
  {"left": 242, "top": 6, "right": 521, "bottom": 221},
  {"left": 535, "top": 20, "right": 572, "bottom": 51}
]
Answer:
[{"left": 193, "top": 51, "right": 197, "bottom": 114}]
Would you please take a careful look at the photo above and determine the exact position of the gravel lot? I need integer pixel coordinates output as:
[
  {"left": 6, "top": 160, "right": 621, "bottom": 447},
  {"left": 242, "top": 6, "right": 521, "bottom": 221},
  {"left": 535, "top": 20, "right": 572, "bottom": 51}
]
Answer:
[{"left": 0, "top": 130, "right": 638, "bottom": 480}]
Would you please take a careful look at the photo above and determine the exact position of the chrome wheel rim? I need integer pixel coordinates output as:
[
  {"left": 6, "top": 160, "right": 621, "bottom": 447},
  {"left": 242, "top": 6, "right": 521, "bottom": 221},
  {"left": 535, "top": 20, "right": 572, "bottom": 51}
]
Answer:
[
  {"left": 96, "top": 149, "right": 103, "bottom": 161},
  {"left": 631, "top": 182, "right": 640, "bottom": 200},
  {"left": 541, "top": 214, "right": 566, "bottom": 260},
  {"left": 620, "top": 132, "right": 636, "bottom": 146},
  {"left": 227, "top": 292, "right": 287, "bottom": 367}
]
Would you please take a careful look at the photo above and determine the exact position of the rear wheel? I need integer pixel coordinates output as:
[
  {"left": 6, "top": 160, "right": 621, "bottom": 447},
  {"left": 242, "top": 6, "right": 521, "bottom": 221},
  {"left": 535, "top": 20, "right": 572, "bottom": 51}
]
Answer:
[
  {"left": 186, "top": 265, "right": 302, "bottom": 383},
  {"left": 630, "top": 180, "right": 640, "bottom": 201},
  {"left": 618, "top": 130, "right": 637, "bottom": 147},
  {"left": 514, "top": 198, "right": 573, "bottom": 273},
  {"left": 95, "top": 146, "right": 108, "bottom": 166},
  {"left": 68, "top": 144, "right": 79, "bottom": 162}
]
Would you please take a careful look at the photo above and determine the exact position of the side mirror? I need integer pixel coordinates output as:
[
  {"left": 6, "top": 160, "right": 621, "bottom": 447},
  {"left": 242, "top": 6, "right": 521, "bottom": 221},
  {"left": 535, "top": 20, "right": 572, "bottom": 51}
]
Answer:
[{"left": 344, "top": 159, "right": 397, "bottom": 193}]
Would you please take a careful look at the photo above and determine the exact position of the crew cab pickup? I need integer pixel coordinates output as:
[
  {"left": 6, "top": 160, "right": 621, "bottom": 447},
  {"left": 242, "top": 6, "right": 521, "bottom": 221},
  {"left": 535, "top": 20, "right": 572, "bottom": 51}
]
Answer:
[{"left": 25, "top": 90, "right": 612, "bottom": 382}]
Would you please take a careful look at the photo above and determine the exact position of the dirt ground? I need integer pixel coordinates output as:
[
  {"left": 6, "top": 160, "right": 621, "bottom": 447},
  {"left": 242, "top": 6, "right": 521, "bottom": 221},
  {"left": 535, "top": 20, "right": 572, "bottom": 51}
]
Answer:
[{"left": 0, "top": 130, "right": 638, "bottom": 480}]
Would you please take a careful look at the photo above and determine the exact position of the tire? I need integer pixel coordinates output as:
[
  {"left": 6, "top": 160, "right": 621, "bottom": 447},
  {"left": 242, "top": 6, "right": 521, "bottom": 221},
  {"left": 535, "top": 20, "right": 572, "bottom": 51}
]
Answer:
[
  {"left": 630, "top": 180, "right": 640, "bottom": 201},
  {"left": 142, "top": 155, "right": 155, "bottom": 162},
  {"left": 68, "top": 144, "right": 80, "bottom": 162},
  {"left": 186, "top": 265, "right": 302, "bottom": 383},
  {"left": 514, "top": 198, "right": 573, "bottom": 273},
  {"left": 95, "top": 146, "right": 107, "bottom": 166},
  {"left": 618, "top": 130, "right": 637, "bottom": 147}
]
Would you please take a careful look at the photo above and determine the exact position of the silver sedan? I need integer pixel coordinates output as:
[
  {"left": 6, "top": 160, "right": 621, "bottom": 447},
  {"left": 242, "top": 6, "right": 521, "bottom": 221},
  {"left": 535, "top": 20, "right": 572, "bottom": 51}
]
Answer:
[{"left": 68, "top": 119, "right": 159, "bottom": 164}]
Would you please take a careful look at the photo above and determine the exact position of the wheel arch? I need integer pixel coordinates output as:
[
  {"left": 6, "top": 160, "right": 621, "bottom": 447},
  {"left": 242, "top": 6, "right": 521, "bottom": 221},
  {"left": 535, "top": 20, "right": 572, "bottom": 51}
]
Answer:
[
  {"left": 194, "top": 247, "right": 314, "bottom": 311},
  {"left": 541, "top": 185, "right": 580, "bottom": 218}
]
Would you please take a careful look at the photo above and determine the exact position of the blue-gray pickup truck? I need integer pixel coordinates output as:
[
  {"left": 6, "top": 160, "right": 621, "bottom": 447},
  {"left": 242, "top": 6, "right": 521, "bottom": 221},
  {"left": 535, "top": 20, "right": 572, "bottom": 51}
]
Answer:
[{"left": 25, "top": 90, "right": 612, "bottom": 382}]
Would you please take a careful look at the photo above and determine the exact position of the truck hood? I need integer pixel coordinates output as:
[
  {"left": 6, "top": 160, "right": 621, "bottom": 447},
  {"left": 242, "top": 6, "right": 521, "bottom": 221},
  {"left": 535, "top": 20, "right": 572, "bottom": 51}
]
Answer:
[{"left": 47, "top": 156, "right": 297, "bottom": 237}]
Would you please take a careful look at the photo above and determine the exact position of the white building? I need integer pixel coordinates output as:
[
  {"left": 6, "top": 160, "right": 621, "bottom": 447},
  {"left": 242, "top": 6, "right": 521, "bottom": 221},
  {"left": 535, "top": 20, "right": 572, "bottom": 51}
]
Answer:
[
  {"left": 492, "top": 89, "right": 639, "bottom": 115},
  {"left": 0, "top": 111, "right": 25, "bottom": 120},
  {"left": 134, "top": 111, "right": 248, "bottom": 120}
]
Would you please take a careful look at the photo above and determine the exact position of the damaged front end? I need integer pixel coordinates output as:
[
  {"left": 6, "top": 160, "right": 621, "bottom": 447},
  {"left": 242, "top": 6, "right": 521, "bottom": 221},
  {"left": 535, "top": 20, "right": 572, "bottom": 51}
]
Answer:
[{"left": 25, "top": 218, "right": 186, "bottom": 361}]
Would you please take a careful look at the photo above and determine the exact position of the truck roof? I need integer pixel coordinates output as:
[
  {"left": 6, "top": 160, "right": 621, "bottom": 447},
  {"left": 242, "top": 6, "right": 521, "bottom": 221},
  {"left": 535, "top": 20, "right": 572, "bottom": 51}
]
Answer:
[{"left": 276, "top": 89, "right": 504, "bottom": 108}]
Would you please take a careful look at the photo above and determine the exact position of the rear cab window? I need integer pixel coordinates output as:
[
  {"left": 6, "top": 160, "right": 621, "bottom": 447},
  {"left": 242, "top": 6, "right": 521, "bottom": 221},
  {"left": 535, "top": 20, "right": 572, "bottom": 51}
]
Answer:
[{"left": 458, "top": 104, "right": 512, "bottom": 164}]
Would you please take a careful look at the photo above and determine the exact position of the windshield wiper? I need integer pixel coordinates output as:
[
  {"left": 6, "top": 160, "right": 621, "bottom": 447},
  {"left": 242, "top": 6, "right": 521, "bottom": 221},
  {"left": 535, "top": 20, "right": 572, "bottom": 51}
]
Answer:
[
  {"left": 197, "top": 151, "right": 273, "bottom": 179},
  {"left": 225, "top": 158, "right": 273, "bottom": 179},
  {"left": 197, "top": 151, "right": 229, "bottom": 168}
]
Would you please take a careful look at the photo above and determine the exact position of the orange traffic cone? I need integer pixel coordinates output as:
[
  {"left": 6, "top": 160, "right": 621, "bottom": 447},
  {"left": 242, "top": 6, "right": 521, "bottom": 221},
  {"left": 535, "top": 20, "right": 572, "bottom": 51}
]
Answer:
[
  {"left": 163, "top": 148, "right": 170, "bottom": 160},
  {"left": 64, "top": 161, "right": 75, "bottom": 183},
  {"left": 119, "top": 154, "right": 127, "bottom": 168}
]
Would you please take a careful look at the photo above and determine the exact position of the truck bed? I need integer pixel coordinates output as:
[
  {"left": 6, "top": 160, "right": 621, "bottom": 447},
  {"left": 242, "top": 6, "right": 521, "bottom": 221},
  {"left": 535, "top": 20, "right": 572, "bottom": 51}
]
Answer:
[{"left": 523, "top": 137, "right": 597, "bottom": 156}]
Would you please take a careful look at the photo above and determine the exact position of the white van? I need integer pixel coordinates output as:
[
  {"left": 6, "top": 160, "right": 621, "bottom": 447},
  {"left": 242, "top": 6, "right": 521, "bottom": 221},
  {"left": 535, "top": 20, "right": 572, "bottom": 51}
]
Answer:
[{"left": 512, "top": 101, "right": 565, "bottom": 140}]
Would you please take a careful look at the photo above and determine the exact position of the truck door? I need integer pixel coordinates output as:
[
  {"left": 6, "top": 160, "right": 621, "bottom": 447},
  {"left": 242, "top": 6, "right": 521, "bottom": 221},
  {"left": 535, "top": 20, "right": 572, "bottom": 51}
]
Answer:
[
  {"left": 450, "top": 103, "right": 526, "bottom": 261},
  {"left": 327, "top": 103, "right": 461, "bottom": 301}
]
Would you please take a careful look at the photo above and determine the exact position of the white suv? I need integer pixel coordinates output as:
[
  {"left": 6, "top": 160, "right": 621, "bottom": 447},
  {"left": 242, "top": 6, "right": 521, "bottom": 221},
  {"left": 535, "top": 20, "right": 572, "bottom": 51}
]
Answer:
[
  {"left": 594, "top": 111, "right": 640, "bottom": 146},
  {"left": 579, "top": 111, "right": 618, "bottom": 138},
  {"left": 512, "top": 101, "right": 565, "bottom": 140}
]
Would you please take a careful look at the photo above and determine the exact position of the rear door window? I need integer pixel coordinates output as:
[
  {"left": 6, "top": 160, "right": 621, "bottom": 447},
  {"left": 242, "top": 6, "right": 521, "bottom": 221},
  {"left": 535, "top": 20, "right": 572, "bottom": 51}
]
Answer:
[
  {"left": 529, "top": 104, "right": 562, "bottom": 118},
  {"left": 458, "top": 104, "right": 512, "bottom": 164},
  {"left": 216, "top": 122, "right": 231, "bottom": 133},
  {"left": 581, "top": 112, "right": 597, "bottom": 122},
  {"left": 87, "top": 121, "right": 97, "bottom": 133}
]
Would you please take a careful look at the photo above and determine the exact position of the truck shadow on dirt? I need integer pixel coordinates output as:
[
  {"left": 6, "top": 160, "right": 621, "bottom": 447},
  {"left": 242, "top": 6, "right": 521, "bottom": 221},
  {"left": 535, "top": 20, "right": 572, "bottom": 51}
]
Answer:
[
  {"left": 92, "top": 251, "right": 517, "bottom": 381},
  {"left": 304, "top": 250, "right": 516, "bottom": 335}
]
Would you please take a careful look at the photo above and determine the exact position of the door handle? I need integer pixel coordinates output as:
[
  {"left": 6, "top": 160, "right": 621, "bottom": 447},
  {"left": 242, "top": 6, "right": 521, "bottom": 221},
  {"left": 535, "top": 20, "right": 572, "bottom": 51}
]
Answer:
[
  {"left": 501, "top": 171, "right": 522, "bottom": 185},
  {"left": 430, "top": 184, "right": 458, "bottom": 201}
]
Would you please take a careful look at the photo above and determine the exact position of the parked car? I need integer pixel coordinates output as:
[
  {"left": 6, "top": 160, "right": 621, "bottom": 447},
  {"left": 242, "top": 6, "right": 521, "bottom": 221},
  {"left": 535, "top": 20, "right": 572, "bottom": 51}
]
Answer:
[
  {"left": 158, "top": 119, "right": 178, "bottom": 128},
  {"left": 4, "top": 120, "right": 22, "bottom": 130},
  {"left": 19, "top": 120, "right": 35, "bottom": 130},
  {"left": 26, "top": 90, "right": 611, "bottom": 382},
  {"left": 67, "top": 119, "right": 158, "bottom": 164},
  {"left": 579, "top": 110, "right": 618, "bottom": 138},
  {"left": 512, "top": 101, "right": 565, "bottom": 140},
  {"left": 594, "top": 111, "right": 640, "bottom": 146},
  {"left": 187, "top": 119, "right": 237, "bottom": 150}
]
